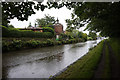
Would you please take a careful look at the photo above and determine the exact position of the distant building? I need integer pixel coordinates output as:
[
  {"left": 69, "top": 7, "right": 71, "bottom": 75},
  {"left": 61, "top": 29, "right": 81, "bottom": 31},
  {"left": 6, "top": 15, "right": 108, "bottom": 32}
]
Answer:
[
  {"left": 20, "top": 27, "right": 43, "bottom": 32},
  {"left": 54, "top": 18, "right": 63, "bottom": 39},
  {"left": 20, "top": 18, "right": 63, "bottom": 39}
]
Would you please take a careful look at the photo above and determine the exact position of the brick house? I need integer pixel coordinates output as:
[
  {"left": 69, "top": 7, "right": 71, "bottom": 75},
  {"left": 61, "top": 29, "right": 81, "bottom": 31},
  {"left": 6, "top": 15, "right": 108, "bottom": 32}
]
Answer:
[
  {"left": 54, "top": 18, "right": 63, "bottom": 39},
  {"left": 20, "top": 18, "right": 63, "bottom": 39}
]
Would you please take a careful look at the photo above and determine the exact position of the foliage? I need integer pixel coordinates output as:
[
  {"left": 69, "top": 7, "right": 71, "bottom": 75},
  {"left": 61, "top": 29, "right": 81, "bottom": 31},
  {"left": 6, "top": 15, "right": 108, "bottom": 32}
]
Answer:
[
  {"left": 88, "top": 31, "right": 97, "bottom": 40},
  {"left": 2, "top": 26, "right": 10, "bottom": 37},
  {"left": 82, "top": 33, "right": 87, "bottom": 41},
  {"left": 26, "top": 40, "right": 41, "bottom": 48},
  {"left": 71, "top": 29, "right": 79, "bottom": 38},
  {"left": 2, "top": 26, "right": 54, "bottom": 38},
  {"left": 47, "top": 2, "right": 120, "bottom": 37},
  {"left": 46, "top": 39, "right": 54, "bottom": 46},
  {"left": 73, "top": 2, "right": 120, "bottom": 37},
  {"left": 36, "top": 15, "right": 56, "bottom": 29},
  {"left": 2, "top": 38, "right": 85, "bottom": 52},
  {"left": 65, "top": 18, "right": 84, "bottom": 32},
  {"left": 8, "top": 28, "right": 22, "bottom": 37},
  {"left": 65, "top": 19, "right": 74, "bottom": 32},
  {"left": 87, "top": 37, "right": 93, "bottom": 40},
  {"left": 2, "top": 2, "right": 120, "bottom": 38},
  {"left": 78, "top": 31, "right": 88, "bottom": 41},
  {"left": 55, "top": 41, "right": 62, "bottom": 45},
  {"left": 108, "top": 38, "right": 120, "bottom": 62},
  {"left": 2, "top": 2, "right": 47, "bottom": 27},
  {"left": 21, "top": 30, "right": 35, "bottom": 37},
  {"left": 42, "top": 27, "right": 55, "bottom": 35},
  {"left": 59, "top": 33, "right": 68, "bottom": 40}
]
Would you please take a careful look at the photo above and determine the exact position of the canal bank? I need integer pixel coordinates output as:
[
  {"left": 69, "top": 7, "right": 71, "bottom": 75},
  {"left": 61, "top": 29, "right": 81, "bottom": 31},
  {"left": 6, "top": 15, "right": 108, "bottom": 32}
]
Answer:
[
  {"left": 3, "top": 39, "right": 101, "bottom": 78},
  {"left": 54, "top": 38, "right": 120, "bottom": 79},
  {"left": 54, "top": 40, "right": 104, "bottom": 79},
  {"left": 2, "top": 38, "right": 86, "bottom": 53}
]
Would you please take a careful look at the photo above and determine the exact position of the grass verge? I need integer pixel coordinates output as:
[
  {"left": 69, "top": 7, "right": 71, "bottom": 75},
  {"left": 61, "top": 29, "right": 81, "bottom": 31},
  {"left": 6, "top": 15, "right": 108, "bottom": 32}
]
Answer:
[
  {"left": 55, "top": 40, "right": 104, "bottom": 79},
  {"left": 108, "top": 38, "right": 120, "bottom": 63}
]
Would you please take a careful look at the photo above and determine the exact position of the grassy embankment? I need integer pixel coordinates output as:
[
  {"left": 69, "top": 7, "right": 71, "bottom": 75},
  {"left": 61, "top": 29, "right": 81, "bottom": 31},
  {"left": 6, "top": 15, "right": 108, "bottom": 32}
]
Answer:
[
  {"left": 55, "top": 38, "right": 120, "bottom": 79},
  {"left": 55, "top": 40, "right": 104, "bottom": 79},
  {"left": 108, "top": 38, "right": 120, "bottom": 63},
  {"left": 2, "top": 38, "right": 85, "bottom": 52}
]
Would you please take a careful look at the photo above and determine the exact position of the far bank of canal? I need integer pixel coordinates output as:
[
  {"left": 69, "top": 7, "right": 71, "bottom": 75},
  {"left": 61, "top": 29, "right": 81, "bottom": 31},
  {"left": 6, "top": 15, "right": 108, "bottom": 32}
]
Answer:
[{"left": 3, "top": 39, "right": 102, "bottom": 78}]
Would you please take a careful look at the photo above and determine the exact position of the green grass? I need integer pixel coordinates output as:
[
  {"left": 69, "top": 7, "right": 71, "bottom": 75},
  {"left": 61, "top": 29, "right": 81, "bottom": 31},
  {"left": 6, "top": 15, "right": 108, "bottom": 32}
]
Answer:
[
  {"left": 55, "top": 40, "right": 104, "bottom": 79},
  {"left": 108, "top": 38, "right": 120, "bottom": 63}
]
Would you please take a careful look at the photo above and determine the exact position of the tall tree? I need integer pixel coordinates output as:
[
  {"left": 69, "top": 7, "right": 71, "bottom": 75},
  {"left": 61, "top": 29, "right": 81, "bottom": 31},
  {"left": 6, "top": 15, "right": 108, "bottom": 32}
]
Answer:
[
  {"left": 73, "top": 2, "right": 120, "bottom": 37},
  {"left": 36, "top": 15, "right": 56, "bottom": 28},
  {"left": 2, "top": 1, "right": 120, "bottom": 38},
  {"left": 88, "top": 31, "right": 97, "bottom": 40}
]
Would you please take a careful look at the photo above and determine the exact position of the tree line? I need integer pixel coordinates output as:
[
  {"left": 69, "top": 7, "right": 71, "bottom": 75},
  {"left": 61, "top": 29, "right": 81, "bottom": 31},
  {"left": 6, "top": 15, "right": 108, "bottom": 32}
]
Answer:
[{"left": 2, "top": 1, "right": 120, "bottom": 38}]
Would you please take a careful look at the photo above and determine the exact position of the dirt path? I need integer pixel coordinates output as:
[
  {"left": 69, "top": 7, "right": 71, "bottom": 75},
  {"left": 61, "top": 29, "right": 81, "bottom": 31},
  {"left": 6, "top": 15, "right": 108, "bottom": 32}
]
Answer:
[
  {"left": 93, "top": 40, "right": 106, "bottom": 78},
  {"left": 107, "top": 42, "right": 120, "bottom": 78},
  {"left": 93, "top": 40, "right": 120, "bottom": 79}
]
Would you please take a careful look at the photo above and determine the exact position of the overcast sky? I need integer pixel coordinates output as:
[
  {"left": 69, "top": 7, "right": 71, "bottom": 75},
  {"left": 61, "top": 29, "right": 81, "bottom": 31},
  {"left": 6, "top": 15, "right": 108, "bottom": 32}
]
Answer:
[
  {"left": 10, "top": 6, "right": 73, "bottom": 30},
  {"left": 10, "top": 4, "right": 89, "bottom": 34}
]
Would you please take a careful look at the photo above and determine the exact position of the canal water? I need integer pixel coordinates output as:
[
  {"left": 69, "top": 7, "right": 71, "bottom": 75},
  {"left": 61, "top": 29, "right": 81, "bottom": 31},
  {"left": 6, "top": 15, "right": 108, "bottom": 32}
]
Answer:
[{"left": 3, "top": 39, "right": 102, "bottom": 78}]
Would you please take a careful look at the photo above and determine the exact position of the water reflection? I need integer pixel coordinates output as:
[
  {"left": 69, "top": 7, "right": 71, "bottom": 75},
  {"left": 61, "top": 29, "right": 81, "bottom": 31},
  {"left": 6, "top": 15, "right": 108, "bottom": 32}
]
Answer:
[{"left": 3, "top": 39, "right": 101, "bottom": 78}]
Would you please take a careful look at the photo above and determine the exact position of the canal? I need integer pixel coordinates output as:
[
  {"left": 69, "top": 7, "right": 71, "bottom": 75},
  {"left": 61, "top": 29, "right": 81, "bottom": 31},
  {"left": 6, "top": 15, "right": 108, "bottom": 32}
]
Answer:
[{"left": 3, "top": 39, "right": 102, "bottom": 78}]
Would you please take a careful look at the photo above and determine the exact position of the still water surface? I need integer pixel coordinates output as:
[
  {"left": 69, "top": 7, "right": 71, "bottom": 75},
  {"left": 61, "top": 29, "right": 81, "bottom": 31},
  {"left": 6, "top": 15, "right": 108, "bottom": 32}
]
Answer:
[{"left": 3, "top": 39, "right": 101, "bottom": 78}]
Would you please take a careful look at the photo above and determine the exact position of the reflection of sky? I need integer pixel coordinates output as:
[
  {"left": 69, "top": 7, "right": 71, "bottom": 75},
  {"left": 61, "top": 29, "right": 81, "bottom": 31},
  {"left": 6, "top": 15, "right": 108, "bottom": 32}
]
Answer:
[{"left": 3, "top": 40, "right": 102, "bottom": 78}]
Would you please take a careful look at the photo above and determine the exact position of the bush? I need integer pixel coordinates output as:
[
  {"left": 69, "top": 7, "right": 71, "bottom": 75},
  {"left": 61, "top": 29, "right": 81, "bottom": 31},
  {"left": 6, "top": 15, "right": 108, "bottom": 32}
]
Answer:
[
  {"left": 21, "top": 30, "right": 35, "bottom": 38},
  {"left": 2, "top": 41, "right": 10, "bottom": 51},
  {"left": 56, "top": 41, "right": 62, "bottom": 45},
  {"left": 87, "top": 37, "right": 93, "bottom": 40},
  {"left": 10, "top": 40, "right": 23, "bottom": 49},
  {"left": 2, "top": 26, "right": 54, "bottom": 38},
  {"left": 46, "top": 39, "right": 54, "bottom": 46},
  {"left": 43, "top": 27, "right": 55, "bottom": 35},
  {"left": 9, "top": 28, "right": 21, "bottom": 37},
  {"left": 26, "top": 40, "right": 41, "bottom": 48},
  {"left": 2, "top": 26, "right": 10, "bottom": 37},
  {"left": 43, "top": 32, "right": 54, "bottom": 38}
]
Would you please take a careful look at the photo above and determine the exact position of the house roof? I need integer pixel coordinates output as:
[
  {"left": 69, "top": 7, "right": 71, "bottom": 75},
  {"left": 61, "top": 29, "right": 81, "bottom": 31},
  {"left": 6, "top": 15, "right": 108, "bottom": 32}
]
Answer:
[{"left": 20, "top": 27, "right": 43, "bottom": 30}]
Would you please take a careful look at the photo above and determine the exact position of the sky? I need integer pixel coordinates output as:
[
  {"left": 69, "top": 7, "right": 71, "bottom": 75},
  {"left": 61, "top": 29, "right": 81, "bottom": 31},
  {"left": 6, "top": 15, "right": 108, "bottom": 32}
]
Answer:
[
  {"left": 10, "top": 6, "right": 73, "bottom": 30},
  {"left": 10, "top": 3, "right": 89, "bottom": 34}
]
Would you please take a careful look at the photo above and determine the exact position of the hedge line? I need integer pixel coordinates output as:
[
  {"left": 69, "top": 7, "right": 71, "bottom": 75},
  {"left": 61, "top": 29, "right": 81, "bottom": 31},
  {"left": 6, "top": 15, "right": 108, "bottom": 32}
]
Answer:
[
  {"left": 2, "top": 26, "right": 54, "bottom": 38},
  {"left": 2, "top": 38, "right": 84, "bottom": 52}
]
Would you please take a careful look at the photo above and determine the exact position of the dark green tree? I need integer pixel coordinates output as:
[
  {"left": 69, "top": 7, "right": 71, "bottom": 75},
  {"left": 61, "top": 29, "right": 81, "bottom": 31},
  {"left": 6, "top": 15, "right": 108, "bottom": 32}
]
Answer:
[
  {"left": 88, "top": 31, "right": 97, "bottom": 40},
  {"left": 73, "top": 2, "right": 120, "bottom": 37},
  {"left": 47, "top": 2, "right": 120, "bottom": 37},
  {"left": 2, "top": 2, "right": 47, "bottom": 27},
  {"left": 36, "top": 15, "right": 56, "bottom": 28},
  {"left": 2, "top": 1, "right": 120, "bottom": 38}
]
